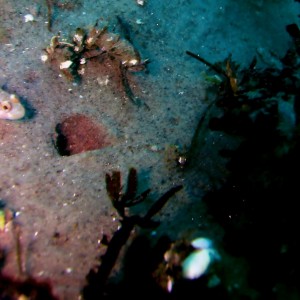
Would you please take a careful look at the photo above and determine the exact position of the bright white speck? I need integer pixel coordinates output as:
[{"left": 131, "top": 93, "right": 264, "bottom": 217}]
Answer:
[
  {"left": 136, "top": 19, "right": 144, "bottom": 25},
  {"left": 60, "top": 60, "right": 73, "bottom": 69},
  {"left": 182, "top": 237, "right": 220, "bottom": 280},
  {"left": 24, "top": 14, "right": 34, "bottom": 22},
  {"left": 167, "top": 277, "right": 173, "bottom": 292},
  {"left": 182, "top": 249, "right": 212, "bottom": 279},
  {"left": 40, "top": 54, "right": 48, "bottom": 62},
  {"left": 150, "top": 145, "right": 159, "bottom": 152},
  {"left": 129, "top": 59, "right": 138, "bottom": 65},
  {"left": 191, "top": 237, "right": 213, "bottom": 249}
]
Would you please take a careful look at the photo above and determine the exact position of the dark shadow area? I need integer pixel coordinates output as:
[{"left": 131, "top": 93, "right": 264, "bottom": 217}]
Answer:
[
  {"left": 194, "top": 23, "right": 300, "bottom": 299},
  {"left": 20, "top": 96, "right": 37, "bottom": 120},
  {"left": 0, "top": 274, "right": 59, "bottom": 300}
]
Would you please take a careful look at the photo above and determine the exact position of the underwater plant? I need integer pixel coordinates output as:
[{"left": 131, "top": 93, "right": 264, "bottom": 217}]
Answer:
[
  {"left": 0, "top": 200, "right": 58, "bottom": 299},
  {"left": 82, "top": 168, "right": 182, "bottom": 299},
  {"left": 42, "top": 19, "right": 148, "bottom": 105},
  {"left": 185, "top": 23, "right": 300, "bottom": 299}
]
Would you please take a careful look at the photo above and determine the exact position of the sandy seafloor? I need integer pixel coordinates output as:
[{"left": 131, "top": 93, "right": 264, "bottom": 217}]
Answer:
[{"left": 0, "top": 0, "right": 299, "bottom": 299}]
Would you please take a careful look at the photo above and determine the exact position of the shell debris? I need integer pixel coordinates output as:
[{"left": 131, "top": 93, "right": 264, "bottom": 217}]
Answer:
[
  {"left": 136, "top": 0, "right": 145, "bottom": 6},
  {"left": 182, "top": 237, "right": 220, "bottom": 280},
  {"left": 24, "top": 14, "right": 35, "bottom": 23}
]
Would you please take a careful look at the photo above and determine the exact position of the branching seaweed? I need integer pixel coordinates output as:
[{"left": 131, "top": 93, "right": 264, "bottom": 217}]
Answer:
[
  {"left": 105, "top": 168, "right": 151, "bottom": 218},
  {"left": 186, "top": 23, "right": 300, "bottom": 166},
  {"left": 82, "top": 168, "right": 182, "bottom": 299},
  {"left": 43, "top": 20, "right": 148, "bottom": 106}
]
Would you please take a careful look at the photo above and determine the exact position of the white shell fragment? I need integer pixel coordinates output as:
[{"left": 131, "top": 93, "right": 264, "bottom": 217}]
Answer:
[
  {"left": 136, "top": 19, "right": 144, "bottom": 25},
  {"left": 0, "top": 89, "right": 25, "bottom": 120},
  {"left": 60, "top": 60, "right": 73, "bottom": 69},
  {"left": 137, "top": 0, "right": 145, "bottom": 6},
  {"left": 24, "top": 14, "right": 34, "bottom": 23},
  {"left": 191, "top": 237, "right": 213, "bottom": 249},
  {"left": 40, "top": 54, "right": 48, "bottom": 63},
  {"left": 182, "top": 249, "right": 212, "bottom": 279},
  {"left": 182, "top": 237, "right": 220, "bottom": 280}
]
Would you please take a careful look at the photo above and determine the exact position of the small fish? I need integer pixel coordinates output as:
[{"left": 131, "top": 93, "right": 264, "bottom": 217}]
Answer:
[{"left": 0, "top": 88, "right": 25, "bottom": 120}]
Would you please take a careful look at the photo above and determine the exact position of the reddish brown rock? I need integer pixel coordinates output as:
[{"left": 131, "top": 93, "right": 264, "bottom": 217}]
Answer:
[{"left": 54, "top": 114, "right": 114, "bottom": 155}]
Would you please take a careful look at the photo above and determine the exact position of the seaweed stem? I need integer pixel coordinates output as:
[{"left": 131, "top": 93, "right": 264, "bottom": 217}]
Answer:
[
  {"left": 82, "top": 169, "right": 182, "bottom": 299},
  {"left": 13, "top": 223, "right": 25, "bottom": 277},
  {"left": 45, "top": 0, "right": 53, "bottom": 32},
  {"left": 186, "top": 50, "right": 227, "bottom": 78},
  {"left": 120, "top": 63, "right": 143, "bottom": 107}
]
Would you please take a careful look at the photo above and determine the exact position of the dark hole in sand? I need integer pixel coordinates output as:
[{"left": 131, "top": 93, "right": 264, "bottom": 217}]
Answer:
[{"left": 53, "top": 114, "right": 113, "bottom": 156}]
